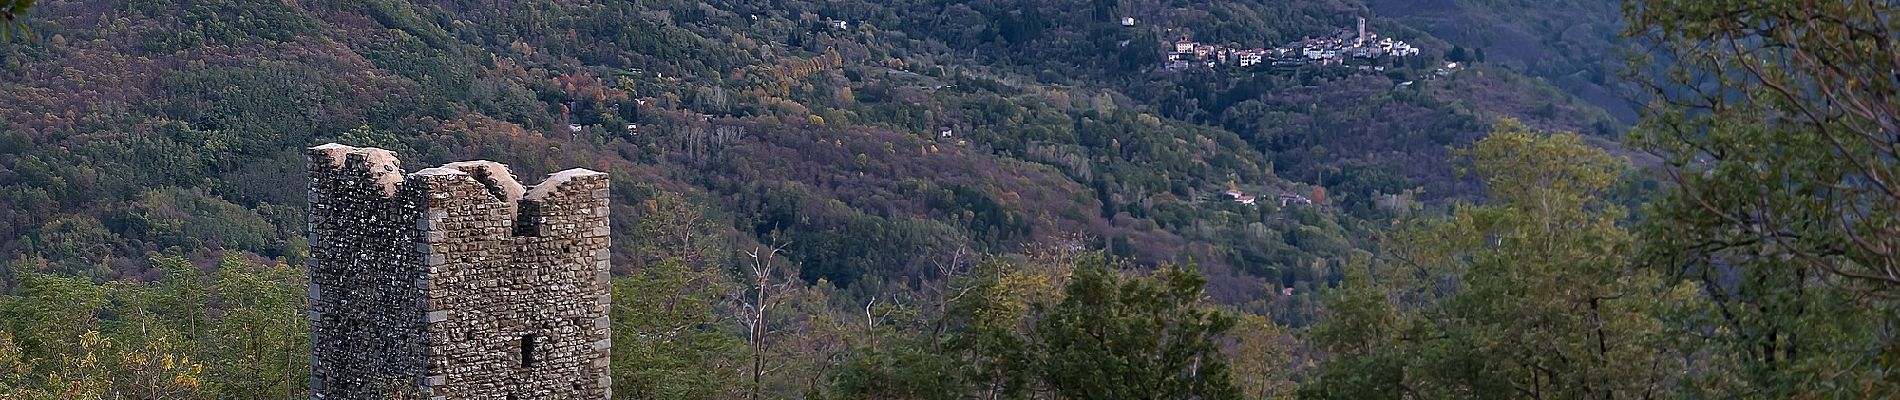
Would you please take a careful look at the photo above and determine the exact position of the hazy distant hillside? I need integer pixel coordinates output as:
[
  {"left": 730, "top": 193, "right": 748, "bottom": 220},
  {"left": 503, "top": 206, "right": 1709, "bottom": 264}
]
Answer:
[
  {"left": 0, "top": 0, "right": 1622, "bottom": 311},
  {"left": 1364, "top": 0, "right": 1636, "bottom": 122}
]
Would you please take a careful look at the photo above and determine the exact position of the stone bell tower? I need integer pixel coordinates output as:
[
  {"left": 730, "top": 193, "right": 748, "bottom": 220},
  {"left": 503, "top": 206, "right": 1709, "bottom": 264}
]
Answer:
[{"left": 306, "top": 143, "right": 611, "bottom": 399}]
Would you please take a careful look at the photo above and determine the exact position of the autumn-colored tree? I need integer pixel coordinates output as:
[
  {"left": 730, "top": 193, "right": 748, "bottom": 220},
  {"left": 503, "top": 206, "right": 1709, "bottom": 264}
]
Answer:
[
  {"left": 0, "top": 259, "right": 208, "bottom": 399},
  {"left": 1229, "top": 314, "right": 1296, "bottom": 400}
]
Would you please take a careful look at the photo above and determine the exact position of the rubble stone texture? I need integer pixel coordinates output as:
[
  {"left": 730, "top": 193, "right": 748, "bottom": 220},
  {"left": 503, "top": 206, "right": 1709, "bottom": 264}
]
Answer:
[{"left": 307, "top": 143, "right": 611, "bottom": 399}]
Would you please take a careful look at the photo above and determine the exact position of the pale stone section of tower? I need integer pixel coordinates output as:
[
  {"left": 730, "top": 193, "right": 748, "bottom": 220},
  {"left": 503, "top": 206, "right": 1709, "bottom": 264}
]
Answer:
[{"left": 308, "top": 143, "right": 611, "bottom": 399}]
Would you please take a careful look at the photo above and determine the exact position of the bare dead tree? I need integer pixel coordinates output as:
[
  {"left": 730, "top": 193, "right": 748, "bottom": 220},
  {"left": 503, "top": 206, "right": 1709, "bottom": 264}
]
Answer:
[
  {"left": 738, "top": 242, "right": 791, "bottom": 400},
  {"left": 666, "top": 195, "right": 707, "bottom": 268},
  {"left": 923, "top": 245, "right": 977, "bottom": 351},
  {"left": 862, "top": 295, "right": 880, "bottom": 350}
]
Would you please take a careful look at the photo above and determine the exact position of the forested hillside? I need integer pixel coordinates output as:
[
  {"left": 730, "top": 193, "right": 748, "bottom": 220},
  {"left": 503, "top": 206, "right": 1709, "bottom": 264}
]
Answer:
[
  {"left": 3, "top": 0, "right": 1895, "bottom": 398},
  {"left": 1365, "top": 0, "right": 1634, "bottom": 122},
  {"left": 0, "top": 0, "right": 1620, "bottom": 303}
]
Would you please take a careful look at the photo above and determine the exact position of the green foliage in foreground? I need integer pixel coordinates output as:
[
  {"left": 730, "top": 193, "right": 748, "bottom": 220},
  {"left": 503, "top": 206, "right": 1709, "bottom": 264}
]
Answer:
[
  {"left": 611, "top": 259, "right": 746, "bottom": 399},
  {"left": 0, "top": 255, "right": 304, "bottom": 399},
  {"left": 0, "top": 0, "right": 30, "bottom": 42},
  {"left": 1037, "top": 260, "right": 1241, "bottom": 400},
  {"left": 0, "top": 250, "right": 1262, "bottom": 400},
  {"left": 1302, "top": 120, "right": 1682, "bottom": 399},
  {"left": 1623, "top": 0, "right": 1900, "bottom": 395},
  {"left": 825, "top": 254, "right": 1250, "bottom": 400},
  {"left": 1294, "top": 2, "right": 1900, "bottom": 397}
]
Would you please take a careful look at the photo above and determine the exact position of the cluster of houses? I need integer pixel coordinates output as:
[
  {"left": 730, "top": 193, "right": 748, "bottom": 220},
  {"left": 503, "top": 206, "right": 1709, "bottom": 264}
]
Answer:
[
  {"left": 1165, "top": 17, "right": 1420, "bottom": 71},
  {"left": 1224, "top": 188, "right": 1314, "bottom": 207}
]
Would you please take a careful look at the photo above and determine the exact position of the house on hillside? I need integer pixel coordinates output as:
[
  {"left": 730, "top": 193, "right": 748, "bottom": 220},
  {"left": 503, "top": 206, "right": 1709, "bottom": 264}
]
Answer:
[
  {"left": 1224, "top": 189, "right": 1244, "bottom": 198},
  {"left": 1278, "top": 193, "right": 1313, "bottom": 207},
  {"left": 1303, "top": 47, "right": 1326, "bottom": 60},
  {"left": 1236, "top": 195, "right": 1257, "bottom": 205},
  {"left": 1237, "top": 50, "right": 1265, "bottom": 67}
]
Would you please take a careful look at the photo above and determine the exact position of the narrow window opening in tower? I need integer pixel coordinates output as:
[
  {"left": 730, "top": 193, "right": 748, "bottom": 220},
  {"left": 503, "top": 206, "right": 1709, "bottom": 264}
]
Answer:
[
  {"left": 512, "top": 200, "right": 541, "bottom": 237},
  {"left": 521, "top": 333, "right": 537, "bottom": 367}
]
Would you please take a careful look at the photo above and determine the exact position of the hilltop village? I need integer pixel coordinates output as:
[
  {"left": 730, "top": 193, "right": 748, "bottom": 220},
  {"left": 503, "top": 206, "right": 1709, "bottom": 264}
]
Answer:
[{"left": 1160, "top": 17, "right": 1419, "bottom": 71}]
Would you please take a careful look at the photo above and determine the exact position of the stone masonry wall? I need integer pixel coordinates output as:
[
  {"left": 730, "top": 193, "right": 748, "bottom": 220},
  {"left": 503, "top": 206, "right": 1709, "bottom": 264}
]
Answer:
[
  {"left": 307, "top": 144, "right": 426, "bottom": 397},
  {"left": 308, "top": 144, "right": 611, "bottom": 399}
]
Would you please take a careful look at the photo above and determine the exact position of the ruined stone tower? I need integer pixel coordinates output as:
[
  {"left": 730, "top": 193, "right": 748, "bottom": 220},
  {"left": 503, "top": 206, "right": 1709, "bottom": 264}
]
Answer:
[{"left": 306, "top": 144, "right": 611, "bottom": 399}]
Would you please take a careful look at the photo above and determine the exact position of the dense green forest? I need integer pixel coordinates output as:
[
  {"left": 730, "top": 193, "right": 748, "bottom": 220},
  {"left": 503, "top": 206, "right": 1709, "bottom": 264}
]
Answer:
[{"left": 1, "top": 0, "right": 1896, "bottom": 398}]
